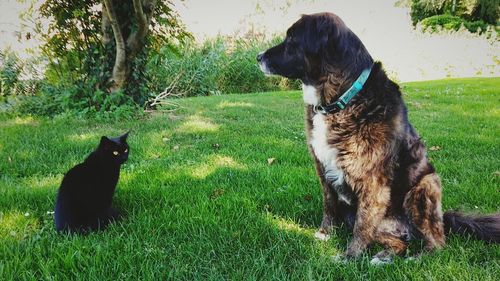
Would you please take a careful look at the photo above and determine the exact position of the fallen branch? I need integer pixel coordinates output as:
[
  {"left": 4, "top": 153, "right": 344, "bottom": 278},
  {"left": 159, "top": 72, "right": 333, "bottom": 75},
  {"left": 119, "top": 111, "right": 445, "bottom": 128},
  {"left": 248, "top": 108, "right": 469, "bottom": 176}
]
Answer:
[{"left": 146, "top": 71, "right": 185, "bottom": 111}]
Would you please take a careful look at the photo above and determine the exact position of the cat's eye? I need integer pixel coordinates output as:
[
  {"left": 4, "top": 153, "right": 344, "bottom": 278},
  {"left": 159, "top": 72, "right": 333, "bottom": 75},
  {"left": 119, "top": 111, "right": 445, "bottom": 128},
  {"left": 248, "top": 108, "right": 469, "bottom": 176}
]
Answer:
[
  {"left": 113, "top": 151, "right": 119, "bottom": 156},
  {"left": 124, "top": 149, "right": 128, "bottom": 153}
]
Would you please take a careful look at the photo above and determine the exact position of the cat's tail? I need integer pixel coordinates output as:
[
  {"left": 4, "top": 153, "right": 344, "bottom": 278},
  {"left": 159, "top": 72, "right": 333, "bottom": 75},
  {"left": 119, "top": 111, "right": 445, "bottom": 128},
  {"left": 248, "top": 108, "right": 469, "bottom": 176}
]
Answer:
[{"left": 443, "top": 211, "right": 500, "bottom": 243}]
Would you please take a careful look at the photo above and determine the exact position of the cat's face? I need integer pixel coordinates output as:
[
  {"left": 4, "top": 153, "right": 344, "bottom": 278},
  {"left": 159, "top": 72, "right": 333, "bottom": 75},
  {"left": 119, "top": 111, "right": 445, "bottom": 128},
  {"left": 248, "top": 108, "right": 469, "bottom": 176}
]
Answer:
[{"left": 98, "top": 131, "right": 130, "bottom": 164}]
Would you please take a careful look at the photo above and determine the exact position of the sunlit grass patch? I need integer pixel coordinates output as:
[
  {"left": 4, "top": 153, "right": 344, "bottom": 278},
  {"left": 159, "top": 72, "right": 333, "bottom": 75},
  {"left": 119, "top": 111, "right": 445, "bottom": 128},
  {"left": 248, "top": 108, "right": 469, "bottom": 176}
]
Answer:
[
  {"left": 66, "top": 132, "right": 99, "bottom": 142},
  {"left": 0, "top": 211, "right": 40, "bottom": 241},
  {"left": 265, "top": 213, "right": 309, "bottom": 235},
  {"left": 176, "top": 115, "right": 220, "bottom": 133},
  {"left": 217, "top": 101, "right": 255, "bottom": 109},
  {"left": 189, "top": 155, "right": 246, "bottom": 179},
  {"left": 0, "top": 116, "right": 40, "bottom": 128}
]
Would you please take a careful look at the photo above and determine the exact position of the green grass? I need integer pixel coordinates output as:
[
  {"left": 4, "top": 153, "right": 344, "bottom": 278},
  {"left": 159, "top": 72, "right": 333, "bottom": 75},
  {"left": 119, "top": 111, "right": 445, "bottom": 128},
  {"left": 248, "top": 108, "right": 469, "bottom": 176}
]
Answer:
[{"left": 0, "top": 77, "right": 499, "bottom": 280}]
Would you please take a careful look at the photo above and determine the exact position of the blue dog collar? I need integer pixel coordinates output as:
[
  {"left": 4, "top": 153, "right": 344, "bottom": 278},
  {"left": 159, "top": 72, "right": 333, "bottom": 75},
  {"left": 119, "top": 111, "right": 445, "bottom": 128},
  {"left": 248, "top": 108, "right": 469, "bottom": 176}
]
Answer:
[{"left": 313, "top": 65, "right": 373, "bottom": 114}]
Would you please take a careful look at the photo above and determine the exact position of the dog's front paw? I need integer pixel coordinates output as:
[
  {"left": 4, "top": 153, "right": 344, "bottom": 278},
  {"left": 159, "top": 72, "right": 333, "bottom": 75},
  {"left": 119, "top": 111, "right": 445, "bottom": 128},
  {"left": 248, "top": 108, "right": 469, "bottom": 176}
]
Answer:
[
  {"left": 314, "top": 229, "right": 331, "bottom": 241},
  {"left": 370, "top": 256, "right": 392, "bottom": 266},
  {"left": 315, "top": 216, "right": 337, "bottom": 241},
  {"left": 345, "top": 241, "right": 366, "bottom": 258},
  {"left": 320, "top": 215, "right": 337, "bottom": 231},
  {"left": 370, "top": 252, "right": 394, "bottom": 266}
]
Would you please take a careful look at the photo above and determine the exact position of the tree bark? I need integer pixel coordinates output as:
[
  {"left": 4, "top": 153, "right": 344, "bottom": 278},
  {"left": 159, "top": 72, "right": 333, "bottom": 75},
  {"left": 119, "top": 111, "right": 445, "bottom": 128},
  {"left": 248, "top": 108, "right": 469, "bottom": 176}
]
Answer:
[
  {"left": 101, "top": 0, "right": 156, "bottom": 93},
  {"left": 102, "top": 0, "right": 127, "bottom": 91},
  {"left": 127, "top": 0, "right": 156, "bottom": 60},
  {"left": 101, "top": 8, "right": 112, "bottom": 45}
]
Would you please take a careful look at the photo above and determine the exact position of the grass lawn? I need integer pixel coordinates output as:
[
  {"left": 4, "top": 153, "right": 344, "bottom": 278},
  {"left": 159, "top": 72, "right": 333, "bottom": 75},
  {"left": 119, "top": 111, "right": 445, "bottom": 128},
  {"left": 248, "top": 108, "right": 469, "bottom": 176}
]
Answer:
[{"left": 0, "top": 77, "right": 499, "bottom": 280}]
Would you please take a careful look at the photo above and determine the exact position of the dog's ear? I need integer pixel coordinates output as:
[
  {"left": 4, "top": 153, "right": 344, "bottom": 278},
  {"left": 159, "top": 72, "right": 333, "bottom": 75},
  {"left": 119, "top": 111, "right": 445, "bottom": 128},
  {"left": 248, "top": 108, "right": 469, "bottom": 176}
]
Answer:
[
  {"left": 317, "top": 14, "right": 367, "bottom": 71},
  {"left": 301, "top": 14, "right": 336, "bottom": 55},
  {"left": 301, "top": 13, "right": 372, "bottom": 79},
  {"left": 300, "top": 14, "right": 339, "bottom": 54}
]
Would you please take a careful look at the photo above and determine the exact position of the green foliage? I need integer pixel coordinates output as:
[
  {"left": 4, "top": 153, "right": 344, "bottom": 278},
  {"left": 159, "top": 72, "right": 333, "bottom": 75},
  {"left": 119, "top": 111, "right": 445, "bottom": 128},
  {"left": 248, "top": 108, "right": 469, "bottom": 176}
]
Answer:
[
  {"left": 0, "top": 78, "right": 499, "bottom": 279},
  {"left": 216, "top": 38, "right": 299, "bottom": 94},
  {"left": 148, "top": 40, "right": 224, "bottom": 97},
  {"left": 147, "top": 36, "right": 300, "bottom": 99},
  {"left": 421, "top": 14, "right": 488, "bottom": 33},
  {"left": 5, "top": 31, "right": 298, "bottom": 117},
  {"left": 37, "top": 0, "right": 104, "bottom": 86},
  {"left": 24, "top": 0, "right": 190, "bottom": 114},
  {"left": 0, "top": 49, "right": 42, "bottom": 102},
  {"left": 410, "top": 0, "right": 499, "bottom": 33},
  {"left": 411, "top": 0, "right": 447, "bottom": 25},
  {"left": 16, "top": 82, "right": 139, "bottom": 120},
  {"left": 470, "top": 0, "right": 500, "bottom": 24},
  {"left": 10, "top": 1, "right": 292, "bottom": 117},
  {"left": 0, "top": 51, "right": 22, "bottom": 100}
]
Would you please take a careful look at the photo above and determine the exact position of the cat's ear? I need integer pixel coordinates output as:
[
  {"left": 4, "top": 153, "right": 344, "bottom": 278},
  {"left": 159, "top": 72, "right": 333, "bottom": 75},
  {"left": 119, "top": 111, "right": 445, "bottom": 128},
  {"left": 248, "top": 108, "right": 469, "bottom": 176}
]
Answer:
[
  {"left": 100, "top": 136, "right": 113, "bottom": 148},
  {"left": 119, "top": 130, "right": 131, "bottom": 142}
]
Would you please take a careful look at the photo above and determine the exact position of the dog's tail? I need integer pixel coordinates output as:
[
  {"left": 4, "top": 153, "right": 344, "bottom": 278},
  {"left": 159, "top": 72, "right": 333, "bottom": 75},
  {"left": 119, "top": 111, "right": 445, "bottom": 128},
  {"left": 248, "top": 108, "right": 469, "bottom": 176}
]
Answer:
[{"left": 443, "top": 211, "right": 500, "bottom": 243}]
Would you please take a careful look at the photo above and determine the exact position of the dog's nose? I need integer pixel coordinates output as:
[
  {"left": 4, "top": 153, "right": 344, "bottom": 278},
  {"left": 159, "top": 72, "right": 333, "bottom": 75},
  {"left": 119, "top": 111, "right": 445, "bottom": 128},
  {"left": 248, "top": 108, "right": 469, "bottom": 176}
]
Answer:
[{"left": 256, "top": 52, "right": 264, "bottom": 62}]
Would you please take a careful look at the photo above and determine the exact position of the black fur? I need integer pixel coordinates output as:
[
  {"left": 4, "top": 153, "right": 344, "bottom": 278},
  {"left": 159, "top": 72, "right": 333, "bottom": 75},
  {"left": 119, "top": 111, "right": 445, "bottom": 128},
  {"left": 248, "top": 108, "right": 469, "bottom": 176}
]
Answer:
[
  {"left": 257, "top": 13, "right": 373, "bottom": 85},
  {"left": 54, "top": 132, "right": 130, "bottom": 234},
  {"left": 444, "top": 211, "right": 500, "bottom": 243}
]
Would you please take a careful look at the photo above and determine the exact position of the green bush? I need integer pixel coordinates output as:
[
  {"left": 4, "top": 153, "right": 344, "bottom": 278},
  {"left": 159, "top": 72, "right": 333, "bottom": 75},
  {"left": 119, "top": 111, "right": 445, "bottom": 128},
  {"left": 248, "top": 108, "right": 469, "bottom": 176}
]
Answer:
[
  {"left": 469, "top": 0, "right": 499, "bottom": 25},
  {"left": 411, "top": 0, "right": 446, "bottom": 25},
  {"left": 0, "top": 50, "right": 43, "bottom": 106},
  {"left": 16, "top": 82, "right": 139, "bottom": 119},
  {"left": 0, "top": 51, "right": 21, "bottom": 100},
  {"left": 411, "top": 0, "right": 499, "bottom": 31},
  {"left": 216, "top": 38, "right": 296, "bottom": 94},
  {"left": 148, "top": 39, "right": 224, "bottom": 97},
  {"left": 421, "top": 14, "right": 488, "bottom": 33},
  {"left": 463, "top": 19, "right": 489, "bottom": 33},
  {"left": 147, "top": 36, "right": 300, "bottom": 99},
  {"left": 6, "top": 34, "right": 300, "bottom": 117}
]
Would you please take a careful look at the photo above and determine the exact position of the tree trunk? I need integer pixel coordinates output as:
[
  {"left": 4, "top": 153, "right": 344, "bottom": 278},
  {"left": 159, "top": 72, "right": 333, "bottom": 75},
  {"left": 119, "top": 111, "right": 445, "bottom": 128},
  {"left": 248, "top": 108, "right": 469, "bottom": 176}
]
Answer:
[
  {"left": 101, "top": 0, "right": 156, "bottom": 93},
  {"left": 101, "top": 8, "right": 112, "bottom": 45}
]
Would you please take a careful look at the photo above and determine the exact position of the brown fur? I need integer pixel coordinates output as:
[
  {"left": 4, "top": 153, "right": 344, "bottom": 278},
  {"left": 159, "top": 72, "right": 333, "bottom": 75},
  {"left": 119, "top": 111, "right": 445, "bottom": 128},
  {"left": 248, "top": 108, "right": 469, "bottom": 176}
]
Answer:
[{"left": 257, "top": 12, "right": 500, "bottom": 261}]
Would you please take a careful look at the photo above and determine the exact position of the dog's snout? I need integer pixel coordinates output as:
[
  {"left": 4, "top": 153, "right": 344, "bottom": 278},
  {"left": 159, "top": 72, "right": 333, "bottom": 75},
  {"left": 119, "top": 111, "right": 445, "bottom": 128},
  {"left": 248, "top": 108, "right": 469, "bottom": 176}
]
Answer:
[{"left": 256, "top": 52, "right": 264, "bottom": 62}]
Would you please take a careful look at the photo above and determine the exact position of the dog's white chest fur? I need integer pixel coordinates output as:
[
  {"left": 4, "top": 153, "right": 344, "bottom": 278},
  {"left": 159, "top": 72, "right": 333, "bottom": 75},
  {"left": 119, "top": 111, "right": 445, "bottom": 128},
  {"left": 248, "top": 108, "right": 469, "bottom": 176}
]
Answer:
[
  {"left": 303, "top": 84, "right": 350, "bottom": 205},
  {"left": 310, "top": 114, "right": 345, "bottom": 188},
  {"left": 302, "top": 84, "right": 320, "bottom": 105}
]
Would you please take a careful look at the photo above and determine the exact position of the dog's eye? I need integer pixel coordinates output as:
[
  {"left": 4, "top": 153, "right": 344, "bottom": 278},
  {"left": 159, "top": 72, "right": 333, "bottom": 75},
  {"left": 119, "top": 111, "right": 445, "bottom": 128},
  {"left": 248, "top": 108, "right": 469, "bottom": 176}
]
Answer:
[
  {"left": 124, "top": 149, "right": 128, "bottom": 153},
  {"left": 113, "top": 151, "right": 119, "bottom": 156}
]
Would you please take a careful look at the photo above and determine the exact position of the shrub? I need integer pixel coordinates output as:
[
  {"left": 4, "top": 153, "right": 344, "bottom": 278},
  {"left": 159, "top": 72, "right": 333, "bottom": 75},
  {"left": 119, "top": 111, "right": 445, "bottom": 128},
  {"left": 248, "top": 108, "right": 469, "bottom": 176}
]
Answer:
[
  {"left": 216, "top": 38, "right": 295, "bottom": 94},
  {"left": 463, "top": 19, "right": 489, "bottom": 33},
  {"left": 469, "top": 0, "right": 499, "bottom": 25},
  {"left": 411, "top": 0, "right": 446, "bottom": 25},
  {"left": 421, "top": 14, "right": 488, "bottom": 33},
  {"left": 16, "top": 82, "right": 139, "bottom": 120},
  {"left": 6, "top": 34, "right": 300, "bottom": 117},
  {"left": 147, "top": 36, "right": 300, "bottom": 98},
  {"left": 411, "top": 0, "right": 499, "bottom": 31},
  {"left": 1, "top": 50, "right": 44, "bottom": 107},
  {"left": 0, "top": 51, "right": 22, "bottom": 100}
]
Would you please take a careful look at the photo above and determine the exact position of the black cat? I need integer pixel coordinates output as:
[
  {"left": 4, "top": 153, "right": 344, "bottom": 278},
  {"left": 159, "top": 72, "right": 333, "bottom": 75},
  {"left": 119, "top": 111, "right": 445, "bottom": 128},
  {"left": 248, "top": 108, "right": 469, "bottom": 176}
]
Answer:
[{"left": 54, "top": 131, "right": 130, "bottom": 234}]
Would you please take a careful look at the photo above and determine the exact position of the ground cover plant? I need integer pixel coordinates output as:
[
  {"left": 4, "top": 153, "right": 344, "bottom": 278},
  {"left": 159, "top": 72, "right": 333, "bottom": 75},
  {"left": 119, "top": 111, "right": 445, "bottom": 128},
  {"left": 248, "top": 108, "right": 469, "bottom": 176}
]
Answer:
[{"left": 0, "top": 77, "right": 499, "bottom": 280}]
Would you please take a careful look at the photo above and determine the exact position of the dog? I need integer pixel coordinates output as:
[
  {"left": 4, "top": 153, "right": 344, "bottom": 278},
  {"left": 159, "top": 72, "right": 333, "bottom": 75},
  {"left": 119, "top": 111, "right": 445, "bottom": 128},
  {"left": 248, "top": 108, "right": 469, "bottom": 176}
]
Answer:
[{"left": 257, "top": 12, "right": 499, "bottom": 263}]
